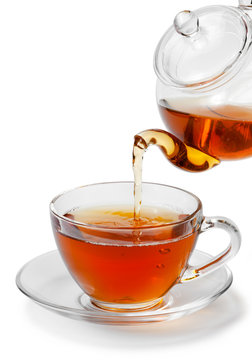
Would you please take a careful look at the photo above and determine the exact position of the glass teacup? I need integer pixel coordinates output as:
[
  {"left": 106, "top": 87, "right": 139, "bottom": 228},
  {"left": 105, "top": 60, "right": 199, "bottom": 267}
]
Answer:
[{"left": 50, "top": 182, "right": 241, "bottom": 312}]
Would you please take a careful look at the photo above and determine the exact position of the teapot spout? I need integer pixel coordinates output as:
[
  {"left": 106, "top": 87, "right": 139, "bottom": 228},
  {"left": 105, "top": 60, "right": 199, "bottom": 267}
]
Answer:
[{"left": 133, "top": 129, "right": 220, "bottom": 173}]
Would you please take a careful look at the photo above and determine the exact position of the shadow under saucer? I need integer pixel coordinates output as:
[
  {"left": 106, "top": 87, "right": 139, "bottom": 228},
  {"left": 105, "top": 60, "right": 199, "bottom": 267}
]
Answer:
[{"left": 24, "top": 288, "right": 245, "bottom": 348}]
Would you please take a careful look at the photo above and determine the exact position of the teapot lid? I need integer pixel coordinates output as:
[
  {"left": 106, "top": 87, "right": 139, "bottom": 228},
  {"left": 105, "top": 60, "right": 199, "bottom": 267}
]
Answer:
[{"left": 154, "top": 5, "right": 252, "bottom": 89}]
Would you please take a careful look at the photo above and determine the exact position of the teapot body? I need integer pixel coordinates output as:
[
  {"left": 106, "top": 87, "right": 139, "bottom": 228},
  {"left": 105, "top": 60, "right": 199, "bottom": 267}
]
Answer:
[{"left": 155, "top": 5, "right": 252, "bottom": 160}]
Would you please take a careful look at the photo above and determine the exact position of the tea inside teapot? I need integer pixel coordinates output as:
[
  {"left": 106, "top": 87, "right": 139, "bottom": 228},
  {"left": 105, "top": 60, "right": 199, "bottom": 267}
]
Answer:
[{"left": 159, "top": 100, "right": 252, "bottom": 161}]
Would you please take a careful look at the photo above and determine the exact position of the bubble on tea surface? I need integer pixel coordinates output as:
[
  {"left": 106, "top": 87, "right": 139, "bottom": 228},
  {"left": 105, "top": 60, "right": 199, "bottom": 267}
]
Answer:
[
  {"left": 159, "top": 248, "right": 171, "bottom": 254},
  {"left": 156, "top": 264, "right": 165, "bottom": 269}
]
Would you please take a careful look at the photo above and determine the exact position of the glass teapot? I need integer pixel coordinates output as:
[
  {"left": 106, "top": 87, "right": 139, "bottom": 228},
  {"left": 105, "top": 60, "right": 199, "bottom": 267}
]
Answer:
[{"left": 135, "top": 1, "right": 252, "bottom": 172}]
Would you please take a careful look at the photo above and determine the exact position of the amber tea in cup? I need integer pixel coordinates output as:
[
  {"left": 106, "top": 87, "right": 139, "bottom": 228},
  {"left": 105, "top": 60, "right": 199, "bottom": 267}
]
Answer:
[{"left": 50, "top": 182, "right": 241, "bottom": 312}]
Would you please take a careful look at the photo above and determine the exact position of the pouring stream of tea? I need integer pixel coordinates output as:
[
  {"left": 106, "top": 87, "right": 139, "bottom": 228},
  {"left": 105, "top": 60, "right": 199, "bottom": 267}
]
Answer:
[{"left": 133, "top": 129, "right": 220, "bottom": 219}]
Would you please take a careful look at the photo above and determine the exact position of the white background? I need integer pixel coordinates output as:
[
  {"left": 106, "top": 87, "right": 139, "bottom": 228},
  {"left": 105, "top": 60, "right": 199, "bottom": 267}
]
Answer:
[{"left": 1, "top": 0, "right": 250, "bottom": 359}]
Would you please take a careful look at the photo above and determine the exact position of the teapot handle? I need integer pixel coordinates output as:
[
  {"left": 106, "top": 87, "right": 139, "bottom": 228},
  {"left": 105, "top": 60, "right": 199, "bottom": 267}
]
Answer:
[{"left": 239, "top": 1, "right": 252, "bottom": 7}]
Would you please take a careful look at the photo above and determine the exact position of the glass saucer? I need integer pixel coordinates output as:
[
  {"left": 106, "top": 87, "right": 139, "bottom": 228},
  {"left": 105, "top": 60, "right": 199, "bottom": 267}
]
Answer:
[{"left": 16, "top": 250, "right": 232, "bottom": 325}]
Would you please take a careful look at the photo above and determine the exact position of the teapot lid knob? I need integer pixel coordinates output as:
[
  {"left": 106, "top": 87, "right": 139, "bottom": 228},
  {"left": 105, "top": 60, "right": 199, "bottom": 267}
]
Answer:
[{"left": 174, "top": 10, "right": 199, "bottom": 36}]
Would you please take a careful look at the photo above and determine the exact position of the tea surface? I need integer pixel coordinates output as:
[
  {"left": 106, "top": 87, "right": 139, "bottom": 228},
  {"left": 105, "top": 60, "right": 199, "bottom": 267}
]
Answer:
[{"left": 65, "top": 205, "right": 179, "bottom": 227}]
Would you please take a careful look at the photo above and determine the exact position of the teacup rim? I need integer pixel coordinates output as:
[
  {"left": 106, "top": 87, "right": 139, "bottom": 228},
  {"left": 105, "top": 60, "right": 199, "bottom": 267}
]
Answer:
[{"left": 49, "top": 181, "right": 203, "bottom": 230}]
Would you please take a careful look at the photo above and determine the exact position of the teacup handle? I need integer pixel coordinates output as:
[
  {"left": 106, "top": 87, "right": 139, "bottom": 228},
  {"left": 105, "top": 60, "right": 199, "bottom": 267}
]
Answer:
[{"left": 181, "top": 216, "right": 241, "bottom": 282}]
